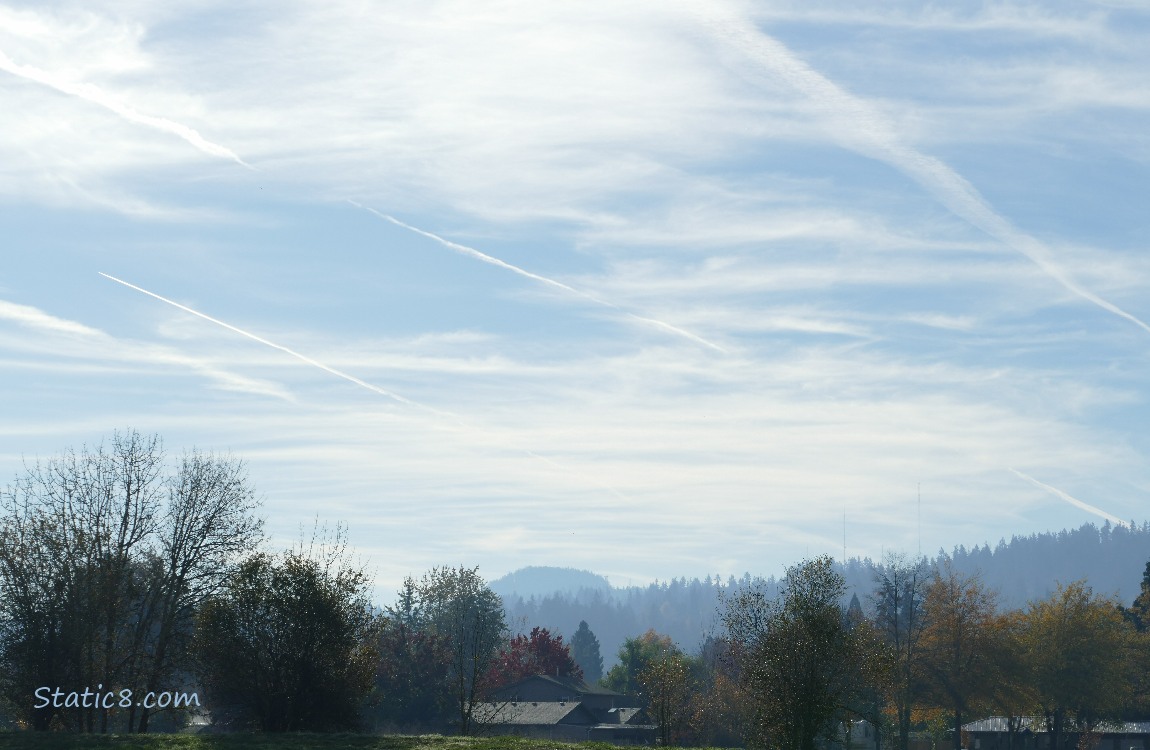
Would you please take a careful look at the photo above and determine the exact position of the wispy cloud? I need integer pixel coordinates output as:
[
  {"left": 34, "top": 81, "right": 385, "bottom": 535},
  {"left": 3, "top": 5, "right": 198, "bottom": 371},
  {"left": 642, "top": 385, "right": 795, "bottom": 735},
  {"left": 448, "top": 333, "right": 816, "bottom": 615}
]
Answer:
[
  {"left": 2, "top": 1, "right": 1147, "bottom": 592},
  {"left": 1010, "top": 468, "right": 1128, "bottom": 527},
  {"left": 98, "top": 272, "right": 634, "bottom": 502},
  {"left": 0, "top": 299, "right": 105, "bottom": 338},
  {"left": 0, "top": 296, "right": 290, "bottom": 400},
  {"left": 0, "top": 48, "right": 252, "bottom": 169},
  {"left": 752, "top": 3, "right": 1113, "bottom": 41},
  {"left": 689, "top": 3, "right": 1150, "bottom": 336}
]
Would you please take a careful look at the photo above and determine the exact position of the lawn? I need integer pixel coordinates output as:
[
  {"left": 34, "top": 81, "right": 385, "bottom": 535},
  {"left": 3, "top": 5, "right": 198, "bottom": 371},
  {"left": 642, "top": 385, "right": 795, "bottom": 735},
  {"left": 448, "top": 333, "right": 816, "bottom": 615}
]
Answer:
[{"left": 0, "top": 734, "right": 645, "bottom": 750}]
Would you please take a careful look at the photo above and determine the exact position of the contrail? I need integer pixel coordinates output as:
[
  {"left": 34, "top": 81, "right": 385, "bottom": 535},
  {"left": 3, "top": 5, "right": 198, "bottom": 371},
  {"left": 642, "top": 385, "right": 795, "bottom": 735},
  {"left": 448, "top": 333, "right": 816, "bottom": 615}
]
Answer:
[
  {"left": 690, "top": 5, "right": 1150, "bottom": 336},
  {"left": 1010, "top": 469, "right": 1128, "bottom": 527},
  {"left": 348, "top": 200, "right": 728, "bottom": 353},
  {"left": 0, "top": 49, "right": 253, "bottom": 170},
  {"left": 99, "top": 272, "right": 632, "bottom": 501},
  {"left": 98, "top": 272, "right": 431, "bottom": 413}
]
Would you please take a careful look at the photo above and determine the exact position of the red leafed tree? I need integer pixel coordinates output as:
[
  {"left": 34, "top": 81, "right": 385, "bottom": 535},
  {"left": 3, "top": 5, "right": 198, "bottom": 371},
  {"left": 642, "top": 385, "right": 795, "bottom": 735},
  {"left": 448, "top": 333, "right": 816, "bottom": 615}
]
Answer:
[{"left": 483, "top": 627, "right": 583, "bottom": 689}]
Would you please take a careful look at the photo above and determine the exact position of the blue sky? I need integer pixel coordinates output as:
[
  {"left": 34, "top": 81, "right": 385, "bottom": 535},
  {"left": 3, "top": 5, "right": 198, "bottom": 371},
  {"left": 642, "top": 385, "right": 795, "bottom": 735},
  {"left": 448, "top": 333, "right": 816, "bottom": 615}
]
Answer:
[{"left": 3, "top": 0, "right": 1149, "bottom": 601}]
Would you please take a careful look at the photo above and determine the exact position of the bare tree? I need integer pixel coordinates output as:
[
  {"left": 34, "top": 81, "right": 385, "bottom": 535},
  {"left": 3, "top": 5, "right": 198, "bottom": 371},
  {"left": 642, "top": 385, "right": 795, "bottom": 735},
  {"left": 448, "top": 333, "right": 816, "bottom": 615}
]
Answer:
[
  {"left": 871, "top": 553, "right": 931, "bottom": 750},
  {"left": 0, "top": 431, "right": 263, "bottom": 733},
  {"left": 135, "top": 450, "right": 262, "bottom": 732},
  {"left": 0, "top": 483, "right": 77, "bottom": 730},
  {"left": 0, "top": 431, "right": 164, "bottom": 731}
]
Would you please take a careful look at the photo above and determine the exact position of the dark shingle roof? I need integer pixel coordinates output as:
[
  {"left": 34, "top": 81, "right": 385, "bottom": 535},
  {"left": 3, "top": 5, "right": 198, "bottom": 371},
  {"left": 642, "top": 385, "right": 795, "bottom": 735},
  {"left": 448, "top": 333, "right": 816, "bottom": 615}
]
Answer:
[
  {"left": 494, "top": 673, "right": 627, "bottom": 697},
  {"left": 471, "top": 701, "right": 595, "bottom": 726}
]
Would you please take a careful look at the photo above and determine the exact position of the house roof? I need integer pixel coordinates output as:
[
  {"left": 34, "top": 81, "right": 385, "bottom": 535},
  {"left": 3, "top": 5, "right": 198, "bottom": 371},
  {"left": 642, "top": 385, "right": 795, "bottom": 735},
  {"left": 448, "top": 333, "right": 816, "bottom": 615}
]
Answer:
[
  {"left": 494, "top": 673, "right": 627, "bottom": 697},
  {"left": 471, "top": 700, "right": 597, "bottom": 726},
  {"left": 964, "top": 718, "right": 1150, "bottom": 734},
  {"left": 600, "top": 707, "right": 646, "bottom": 725}
]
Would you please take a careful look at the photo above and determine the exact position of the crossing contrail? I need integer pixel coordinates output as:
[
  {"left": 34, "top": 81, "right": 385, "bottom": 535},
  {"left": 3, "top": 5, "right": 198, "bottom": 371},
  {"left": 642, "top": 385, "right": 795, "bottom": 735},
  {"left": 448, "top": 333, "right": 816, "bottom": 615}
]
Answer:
[
  {"left": 349, "top": 200, "right": 728, "bottom": 353},
  {"left": 99, "top": 271, "right": 632, "bottom": 500},
  {"left": 1010, "top": 469, "right": 1128, "bottom": 527},
  {"left": 690, "top": 4, "right": 1150, "bottom": 337},
  {"left": 0, "top": 49, "right": 253, "bottom": 170}
]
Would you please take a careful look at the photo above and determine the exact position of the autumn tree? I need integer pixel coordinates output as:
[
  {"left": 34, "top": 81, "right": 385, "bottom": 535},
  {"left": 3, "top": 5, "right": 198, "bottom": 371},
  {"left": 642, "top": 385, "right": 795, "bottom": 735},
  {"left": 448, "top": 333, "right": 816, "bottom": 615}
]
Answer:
[
  {"left": 195, "top": 542, "right": 379, "bottom": 732},
  {"left": 871, "top": 553, "right": 930, "bottom": 750},
  {"left": 484, "top": 626, "right": 581, "bottom": 688},
  {"left": 1022, "top": 581, "right": 1136, "bottom": 750},
  {"left": 723, "top": 556, "right": 886, "bottom": 750},
  {"left": 639, "top": 644, "right": 694, "bottom": 746},
  {"left": 570, "top": 620, "right": 603, "bottom": 683},
  {"left": 413, "top": 566, "right": 506, "bottom": 735},
  {"left": 918, "top": 563, "right": 999, "bottom": 750},
  {"left": 985, "top": 610, "right": 1039, "bottom": 750},
  {"left": 602, "top": 629, "right": 677, "bottom": 699},
  {"left": 687, "top": 637, "right": 755, "bottom": 748},
  {"left": 368, "top": 578, "right": 453, "bottom": 731}
]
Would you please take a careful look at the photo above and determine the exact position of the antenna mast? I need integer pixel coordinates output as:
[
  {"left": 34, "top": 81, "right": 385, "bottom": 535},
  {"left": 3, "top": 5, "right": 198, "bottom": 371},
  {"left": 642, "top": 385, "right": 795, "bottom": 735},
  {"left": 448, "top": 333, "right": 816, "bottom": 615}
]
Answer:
[{"left": 843, "top": 508, "right": 847, "bottom": 565}]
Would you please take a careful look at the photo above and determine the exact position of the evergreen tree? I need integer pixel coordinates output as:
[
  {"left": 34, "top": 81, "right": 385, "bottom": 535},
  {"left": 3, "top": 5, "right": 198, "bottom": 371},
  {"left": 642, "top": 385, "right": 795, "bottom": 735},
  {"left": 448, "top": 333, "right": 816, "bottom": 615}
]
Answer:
[
  {"left": 1122, "top": 561, "right": 1150, "bottom": 632},
  {"left": 571, "top": 620, "right": 603, "bottom": 683}
]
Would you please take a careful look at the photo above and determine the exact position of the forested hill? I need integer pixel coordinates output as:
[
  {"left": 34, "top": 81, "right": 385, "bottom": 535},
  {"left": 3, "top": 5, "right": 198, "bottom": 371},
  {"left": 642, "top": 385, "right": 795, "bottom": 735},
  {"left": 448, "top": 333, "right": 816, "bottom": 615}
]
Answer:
[
  {"left": 931, "top": 519, "right": 1150, "bottom": 604},
  {"left": 499, "top": 520, "right": 1150, "bottom": 670}
]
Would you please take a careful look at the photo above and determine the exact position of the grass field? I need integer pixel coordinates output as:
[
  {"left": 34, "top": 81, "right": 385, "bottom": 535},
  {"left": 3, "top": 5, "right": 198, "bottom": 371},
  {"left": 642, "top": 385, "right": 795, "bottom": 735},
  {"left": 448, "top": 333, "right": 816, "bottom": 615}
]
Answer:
[{"left": 0, "top": 734, "right": 652, "bottom": 750}]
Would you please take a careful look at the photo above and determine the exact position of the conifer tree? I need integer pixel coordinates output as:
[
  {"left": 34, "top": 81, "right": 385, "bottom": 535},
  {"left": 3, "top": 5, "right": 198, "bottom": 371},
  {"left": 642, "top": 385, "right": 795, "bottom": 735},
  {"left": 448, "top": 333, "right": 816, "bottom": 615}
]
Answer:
[{"left": 571, "top": 620, "right": 603, "bottom": 683}]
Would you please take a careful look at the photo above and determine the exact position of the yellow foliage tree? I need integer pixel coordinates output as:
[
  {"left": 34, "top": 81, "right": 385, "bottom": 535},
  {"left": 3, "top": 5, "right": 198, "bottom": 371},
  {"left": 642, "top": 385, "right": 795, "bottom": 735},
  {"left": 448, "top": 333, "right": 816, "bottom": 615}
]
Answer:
[
  {"left": 918, "top": 563, "right": 999, "bottom": 750},
  {"left": 1021, "top": 581, "right": 1136, "bottom": 750},
  {"left": 639, "top": 646, "right": 693, "bottom": 746}
]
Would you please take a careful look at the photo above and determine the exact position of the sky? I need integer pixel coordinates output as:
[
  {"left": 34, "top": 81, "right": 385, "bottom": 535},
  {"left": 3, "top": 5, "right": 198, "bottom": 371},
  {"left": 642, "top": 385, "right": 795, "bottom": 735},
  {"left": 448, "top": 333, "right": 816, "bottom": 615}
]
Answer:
[{"left": 3, "top": 0, "right": 1149, "bottom": 603}]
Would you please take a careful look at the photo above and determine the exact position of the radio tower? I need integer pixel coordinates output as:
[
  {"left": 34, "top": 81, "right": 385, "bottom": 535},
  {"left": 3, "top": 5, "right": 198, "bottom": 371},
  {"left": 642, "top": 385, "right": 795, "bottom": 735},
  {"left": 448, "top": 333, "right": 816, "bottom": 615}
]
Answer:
[{"left": 918, "top": 482, "right": 922, "bottom": 559}]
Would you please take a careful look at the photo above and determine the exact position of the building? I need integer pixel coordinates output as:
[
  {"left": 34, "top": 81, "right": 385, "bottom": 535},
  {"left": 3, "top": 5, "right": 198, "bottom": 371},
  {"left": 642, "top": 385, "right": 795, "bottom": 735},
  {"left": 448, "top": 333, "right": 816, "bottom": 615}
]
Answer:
[
  {"left": 471, "top": 674, "right": 656, "bottom": 744},
  {"left": 964, "top": 717, "right": 1150, "bottom": 750}
]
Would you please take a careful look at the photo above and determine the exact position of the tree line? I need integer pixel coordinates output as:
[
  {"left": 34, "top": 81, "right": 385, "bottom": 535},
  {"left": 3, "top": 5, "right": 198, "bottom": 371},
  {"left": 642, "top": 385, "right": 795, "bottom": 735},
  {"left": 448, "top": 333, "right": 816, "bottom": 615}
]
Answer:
[
  {"left": 0, "top": 431, "right": 559, "bottom": 734},
  {"left": 0, "top": 431, "right": 262, "bottom": 732},
  {"left": 499, "top": 521, "right": 1150, "bottom": 678},
  {"left": 604, "top": 553, "right": 1150, "bottom": 750}
]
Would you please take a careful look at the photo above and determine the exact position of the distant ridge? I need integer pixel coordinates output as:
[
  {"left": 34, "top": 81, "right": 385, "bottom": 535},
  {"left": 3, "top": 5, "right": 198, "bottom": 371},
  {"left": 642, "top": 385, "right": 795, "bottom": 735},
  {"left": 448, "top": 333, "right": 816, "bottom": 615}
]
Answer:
[
  {"left": 490, "top": 566, "right": 613, "bottom": 601},
  {"left": 495, "top": 521, "right": 1150, "bottom": 671}
]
